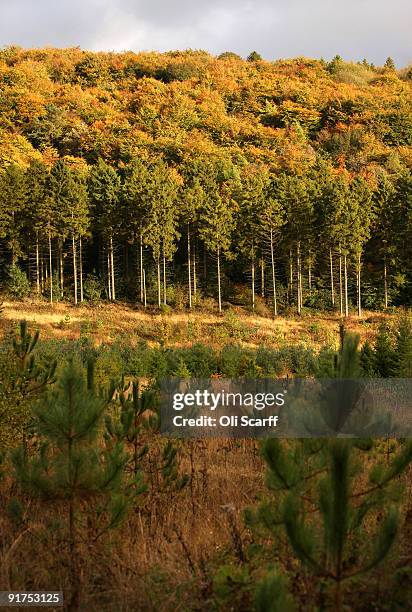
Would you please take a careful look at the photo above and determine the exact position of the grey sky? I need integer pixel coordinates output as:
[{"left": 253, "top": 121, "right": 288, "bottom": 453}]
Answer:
[{"left": 0, "top": 0, "right": 411, "bottom": 66}]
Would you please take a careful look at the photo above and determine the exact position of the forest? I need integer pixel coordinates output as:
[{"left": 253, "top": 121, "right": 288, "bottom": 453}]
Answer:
[
  {"left": 0, "top": 47, "right": 411, "bottom": 314},
  {"left": 0, "top": 46, "right": 412, "bottom": 611}
]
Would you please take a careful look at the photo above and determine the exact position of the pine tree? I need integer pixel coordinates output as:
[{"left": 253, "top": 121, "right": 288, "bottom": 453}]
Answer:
[
  {"left": 238, "top": 165, "right": 268, "bottom": 311},
  {"left": 0, "top": 320, "right": 56, "bottom": 450},
  {"left": 13, "top": 359, "right": 145, "bottom": 610},
  {"left": 198, "top": 161, "right": 237, "bottom": 313},
  {"left": 247, "top": 333, "right": 412, "bottom": 610},
  {"left": 122, "top": 158, "right": 152, "bottom": 303},
  {"left": 373, "top": 323, "right": 396, "bottom": 377},
  {"left": 25, "top": 160, "right": 49, "bottom": 296},
  {"left": 384, "top": 57, "right": 396, "bottom": 71},
  {"left": 257, "top": 176, "right": 285, "bottom": 315},
  {"left": 279, "top": 173, "right": 315, "bottom": 314},
  {"left": 143, "top": 160, "right": 180, "bottom": 307},
  {"left": 349, "top": 178, "right": 374, "bottom": 316},
  {"left": 374, "top": 173, "right": 398, "bottom": 308},
  {"left": 393, "top": 313, "right": 412, "bottom": 376},
  {"left": 0, "top": 163, "right": 27, "bottom": 265},
  {"left": 89, "top": 159, "right": 121, "bottom": 301},
  {"left": 180, "top": 178, "right": 205, "bottom": 308}
]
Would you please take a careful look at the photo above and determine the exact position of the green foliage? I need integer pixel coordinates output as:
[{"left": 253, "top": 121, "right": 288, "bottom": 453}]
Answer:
[
  {"left": 373, "top": 323, "right": 396, "bottom": 377},
  {"left": 6, "top": 263, "right": 31, "bottom": 298},
  {"left": 248, "top": 334, "right": 412, "bottom": 609},
  {"left": 12, "top": 358, "right": 145, "bottom": 608},
  {"left": 83, "top": 273, "right": 103, "bottom": 304},
  {"left": 255, "top": 569, "right": 294, "bottom": 612},
  {"left": 247, "top": 51, "right": 262, "bottom": 62},
  {"left": 0, "top": 320, "right": 56, "bottom": 449}
]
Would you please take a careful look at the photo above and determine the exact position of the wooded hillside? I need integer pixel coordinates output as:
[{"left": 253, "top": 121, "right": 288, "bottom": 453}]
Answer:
[{"left": 1, "top": 47, "right": 411, "bottom": 313}]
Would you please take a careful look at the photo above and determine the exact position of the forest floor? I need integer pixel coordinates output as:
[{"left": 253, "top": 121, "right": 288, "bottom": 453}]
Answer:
[{"left": 0, "top": 298, "right": 394, "bottom": 349}]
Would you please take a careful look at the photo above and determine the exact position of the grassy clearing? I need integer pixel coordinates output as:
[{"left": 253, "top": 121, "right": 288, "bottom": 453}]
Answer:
[{"left": 0, "top": 298, "right": 395, "bottom": 350}]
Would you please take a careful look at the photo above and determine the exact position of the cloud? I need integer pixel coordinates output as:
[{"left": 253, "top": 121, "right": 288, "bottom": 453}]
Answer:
[{"left": 0, "top": 0, "right": 411, "bottom": 66}]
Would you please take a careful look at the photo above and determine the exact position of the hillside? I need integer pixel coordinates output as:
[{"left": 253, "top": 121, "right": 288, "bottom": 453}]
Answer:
[{"left": 0, "top": 47, "right": 411, "bottom": 316}]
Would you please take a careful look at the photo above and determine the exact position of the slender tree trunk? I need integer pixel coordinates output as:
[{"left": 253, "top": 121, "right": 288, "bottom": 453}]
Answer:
[
  {"left": 41, "top": 249, "right": 44, "bottom": 293},
  {"left": 356, "top": 252, "right": 361, "bottom": 317},
  {"left": 344, "top": 253, "right": 349, "bottom": 317},
  {"left": 59, "top": 243, "right": 64, "bottom": 298},
  {"left": 384, "top": 256, "right": 388, "bottom": 309},
  {"left": 107, "top": 247, "right": 112, "bottom": 301},
  {"left": 48, "top": 232, "right": 53, "bottom": 304},
  {"left": 157, "top": 258, "right": 161, "bottom": 308},
  {"left": 330, "top": 247, "right": 335, "bottom": 307},
  {"left": 339, "top": 247, "right": 343, "bottom": 316},
  {"left": 270, "top": 228, "right": 277, "bottom": 316},
  {"left": 187, "top": 224, "right": 192, "bottom": 309},
  {"left": 261, "top": 258, "right": 265, "bottom": 297},
  {"left": 143, "top": 268, "right": 147, "bottom": 308},
  {"left": 217, "top": 245, "right": 222, "bottom": 313},
  {"left": 193, "top": 240, "right": 197, "bottom": 301},
  {"left": 72, "top": 234, "right": 78, "bottom": 305},
  {"left": 79, "top": 236, "right": 83, "bottom": 302},
  {"left": 297, "top": 242, "right": 302, "bottom": 315},
  {"left": 36, "top": 233, "right": 40, "bottom": 296},
  {"left": 110, "top": 234, "right": 115, "bottom": 301},
  {"left": 308, "top": 259, "right": 312, "bottom": 295},
  {"left": 163, "top": 255, "right": 167, "bottom": 305},
  {"left": 203, "top": 247, "right": 207, "bottom": 290},
  {"left": 289, "top": 249, "right": 293, "bottom": 306},
  {"left": 140, "top": 233, "right": 143, "bottom": 303},
  {"left": 251, "top": 244, "right": 255, "bottom": 311}
]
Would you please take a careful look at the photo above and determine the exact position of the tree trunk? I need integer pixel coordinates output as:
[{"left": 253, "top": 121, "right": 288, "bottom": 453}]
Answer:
[
  {"left": 163, "top": 255, "right": 167, "bottom": 305},
  {"left": 270, "top": 228, "right": 277, "bottom": 316},
  {"left": 193, "top": 240, "right": 197, "bottom": 301},
  {"left": 59, "top": 243, "right": 64, "bottom": 299},
  {"left": 344, "top": 253, "right": 349, "bottom": 317},
  {"left": 261, "top": 258, "right": 265, "bottom": 297},
  {"left": 203, "top": 246, "right": 207, "bottom": 290},
  {"left": 107, "top": 247, "right": 112, "bottom": 301},
  {"left": 110, "top": 234, "right": 115, "bottom": 301},
  {"left": 217, "top": 245, "right": 222, "bottom": 313},
  {"left": 251, "top": 244, "right": 255, "bottom": 311},
  {"left": 48, "top": 232, "right": 53, "bottom": 304},
  {"left": 330, "top": 247, "right": 335, "bottom": 307},
  {"left": 143, "top": 269, "right": 147, "bottom": 308},
  {"left": 384, "top": 256, "right": 388, "bottom": 309},
  {"left": 36, "top": 233, "right": 40, "bottom": 296},
  {"left": 157, "top": 258, "right": 161, "bottom": 308},
  {"left": 297, "top": 242, "right": 302, "bottom": 315},
  {"left": 289, "top": 249, "right": 293, "bottom": 306},
  {"left": 79, "top": 236, "right": 83, "bottom": 302},
  {"left": 41, "top": 249, "right": 44, "bottom": 293},
  {"left": 308, "top": 258, "right": 312, "bottom": 295},
  {"left": 356, "top": 252, "right": 361, "bottom": 317},
  {"left": 187, "top": 224, "right": 192, "bottom": 309},
  {"left": 72, "top": 234, "right": 78, "bottom": 305},
  {"left": 339, "top": 247, "right": 343, "bottom": 317},
  {"left": 140, "top": 233, "right": 144, "bottom": 303}
]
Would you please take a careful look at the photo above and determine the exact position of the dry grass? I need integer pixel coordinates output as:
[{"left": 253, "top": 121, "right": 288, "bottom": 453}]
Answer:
[{"left": 0, "top": 298, "right": 394, "bottom": 349}]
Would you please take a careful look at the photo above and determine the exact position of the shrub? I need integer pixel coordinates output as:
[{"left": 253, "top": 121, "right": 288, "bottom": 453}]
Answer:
[
  {"left": 182, "top": 343, "right": 218, "bottom": 376},
  {"left": 6, "top": 263, "right": 30, "bottom": 299},
  {"left": 83, "top": 273, "right": 103, "bottom": 305}
]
